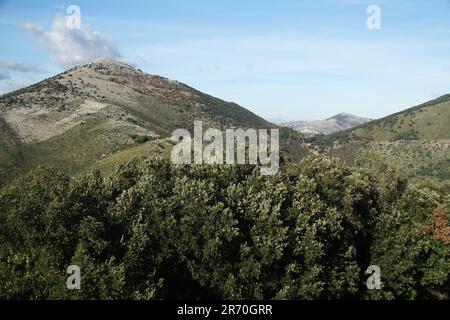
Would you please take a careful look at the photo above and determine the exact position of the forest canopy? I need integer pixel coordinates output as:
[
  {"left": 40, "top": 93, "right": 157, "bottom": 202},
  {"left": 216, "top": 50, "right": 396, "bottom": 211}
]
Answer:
[{"left": 0, "top": 154, "right": 448, "bottom": 300}]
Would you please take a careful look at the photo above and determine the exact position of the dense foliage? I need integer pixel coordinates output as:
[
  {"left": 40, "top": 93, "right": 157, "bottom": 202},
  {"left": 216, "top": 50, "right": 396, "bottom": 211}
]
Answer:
[{"left": 0, "top": 154, "right": 448, "bottom": 300}]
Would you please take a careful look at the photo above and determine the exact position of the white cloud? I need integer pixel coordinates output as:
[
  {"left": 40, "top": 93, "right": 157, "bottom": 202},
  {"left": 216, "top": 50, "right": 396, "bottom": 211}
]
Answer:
[{"left": 20, "top": 14, "right": 121, "bottom": 69}]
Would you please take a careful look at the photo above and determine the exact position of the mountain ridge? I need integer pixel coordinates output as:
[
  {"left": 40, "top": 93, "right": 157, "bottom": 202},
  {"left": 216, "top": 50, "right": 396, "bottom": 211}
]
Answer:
[{"left": 283, "top": 112, "right": 371, "bottom": 135}]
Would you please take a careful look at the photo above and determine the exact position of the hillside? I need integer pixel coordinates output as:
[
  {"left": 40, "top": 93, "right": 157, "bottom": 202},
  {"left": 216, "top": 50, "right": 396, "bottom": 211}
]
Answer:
[
  {"left": 0, "top": 117, "right": 22, "bottom": 185},
  {"left": 0, "top": 58, "right": 275, "bottom": 184},
  {"left": 325, "top": 95, "right": 450, "bottom": 142},
  {"left": 310, "top": 95, "right": 450, "bottom": 181},
  {"left": 283, "top": 113, "right": 370, "bottom": 135}
]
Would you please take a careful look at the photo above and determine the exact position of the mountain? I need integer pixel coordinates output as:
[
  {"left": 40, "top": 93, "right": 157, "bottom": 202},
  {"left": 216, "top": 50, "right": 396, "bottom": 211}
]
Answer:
[
  {"left": 283, "top": 113, "right": 370, "bottom": 135},
  {"left": 0, "top": 58, "right": 274, "bottom": 185}
]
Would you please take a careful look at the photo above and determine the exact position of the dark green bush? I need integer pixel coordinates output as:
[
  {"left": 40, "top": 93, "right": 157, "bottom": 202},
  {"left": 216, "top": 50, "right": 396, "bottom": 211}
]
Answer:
[{"left": 0, "top": 155, "right": 448, "bottom": 299}]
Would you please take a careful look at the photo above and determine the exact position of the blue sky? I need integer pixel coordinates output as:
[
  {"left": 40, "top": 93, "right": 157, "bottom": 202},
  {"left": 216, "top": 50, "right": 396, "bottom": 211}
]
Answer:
[{"left": 1, "top": 0, "right": 450, "bottom": 121}]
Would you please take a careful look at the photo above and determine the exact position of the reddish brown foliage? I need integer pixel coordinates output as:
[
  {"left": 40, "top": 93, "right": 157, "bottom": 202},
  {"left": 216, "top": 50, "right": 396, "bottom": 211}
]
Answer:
[{"left": 425, "top": 205, "right": 450, "bottom": 245}]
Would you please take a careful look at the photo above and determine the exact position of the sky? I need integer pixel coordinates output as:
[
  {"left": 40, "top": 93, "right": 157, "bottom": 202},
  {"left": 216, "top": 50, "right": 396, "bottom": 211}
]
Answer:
[{"left": 1, "top": 0, "right": 450, "bottom": 121}]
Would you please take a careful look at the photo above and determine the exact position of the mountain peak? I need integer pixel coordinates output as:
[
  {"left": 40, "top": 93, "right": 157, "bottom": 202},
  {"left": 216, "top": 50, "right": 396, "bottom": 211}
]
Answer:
[
  {"left": 328, "top": 112, "right": 365, "bottom": 120},
  {"left": 92, "top": 57, "right": 121, "bottom": 64},
  {"left": 70, "top": 57, "right": 138, "bottom": 76},
  {"left": 329, "top": 112, "right": 352, "bottom": 118},
  {"left": 88, "top": 57, "right": 133, "bottom": 68}
]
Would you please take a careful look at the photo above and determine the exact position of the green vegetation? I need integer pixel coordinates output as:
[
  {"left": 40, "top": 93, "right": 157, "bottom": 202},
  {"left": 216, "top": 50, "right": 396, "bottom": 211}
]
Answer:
[
  {"left": 313, "top": 95, "right": 450, "bottom": 144},
  {"left": 91, "top": 139, "right": 173, "bottom": 176},
  {"left": 0, "top": 154, "right": 448, "bottom": 299},
  {"left": 0, "top": 117, "right": 23, "bottom": 186},
  {"left": 365, "top": 140, "right": 450, "bottom": 181},
  {"left": 0, "top": 61, "right": 448, "bottom": 300},
  {"left": 308, "top": 95, "right": 450, "bottom": 185},
  {"left": 317, "top": 140, "right": 450, "bottom": 183},
  {"left": 16, "top": 118, "right": 140, "bottom": 177},
  {"left": 0, "top": 114, "right": 305, "bottom": 188}
]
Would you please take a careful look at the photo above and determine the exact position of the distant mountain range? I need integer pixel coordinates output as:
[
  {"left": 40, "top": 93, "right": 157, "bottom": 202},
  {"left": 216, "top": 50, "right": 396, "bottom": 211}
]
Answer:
[{"left": 282, "top": 113, "right": 371, "bottom": 135}]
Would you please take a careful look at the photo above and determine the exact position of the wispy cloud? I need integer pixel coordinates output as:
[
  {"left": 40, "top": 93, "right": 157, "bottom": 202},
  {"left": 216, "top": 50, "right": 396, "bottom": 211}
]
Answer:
[
  {"left": 19, "top": 14, "right": 121, "bottom": 69},
  {"left": 0, "top": 72, "right": 11, "bottom": 81},
  {"left": 0, "top": 60, "right": 44, "bottom": 73},
  {"left": 135, "top": 32, "right": 449, "bottom": 82},
  {"left": 131, "top": 31, "right": 450, "bottom": 120}
]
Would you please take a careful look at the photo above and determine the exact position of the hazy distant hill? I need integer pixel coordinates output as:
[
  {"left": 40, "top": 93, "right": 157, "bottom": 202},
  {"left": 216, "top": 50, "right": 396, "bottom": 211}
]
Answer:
[
  {"left": 0, "top": 58, "right": 276, "bottom": 184},
  {"left": 283, "top": 113, "right": 370, "bottom": 135},
  {"left": 267, "top": 118, "right": 292, "bottom": 125}
]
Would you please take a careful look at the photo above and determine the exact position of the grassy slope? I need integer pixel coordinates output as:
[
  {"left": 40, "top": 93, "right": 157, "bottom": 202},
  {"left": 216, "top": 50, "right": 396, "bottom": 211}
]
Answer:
[
  {"left": 16, "top": 118, "right": 154, "bottom": 176},
  {"left": 366, "top": 140, "right": 450, "bottom": 180},
  {"left": 324, "top": 94, "right": 450, "bottom": 142},
  {"left": 127, "top": 92, "right": 273, "bottom": 138},
  {"left": 328, "top": 140, "right": 450, "bottom": 181},
  {"left": 91, "top": 139, "right": 173, "bottom": 176},
  {"left": 92, "top": 128, "right": 311, "bottom": 177},
  {"left": 309, "top": 95, "right": 450, "bottom": 182}
]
